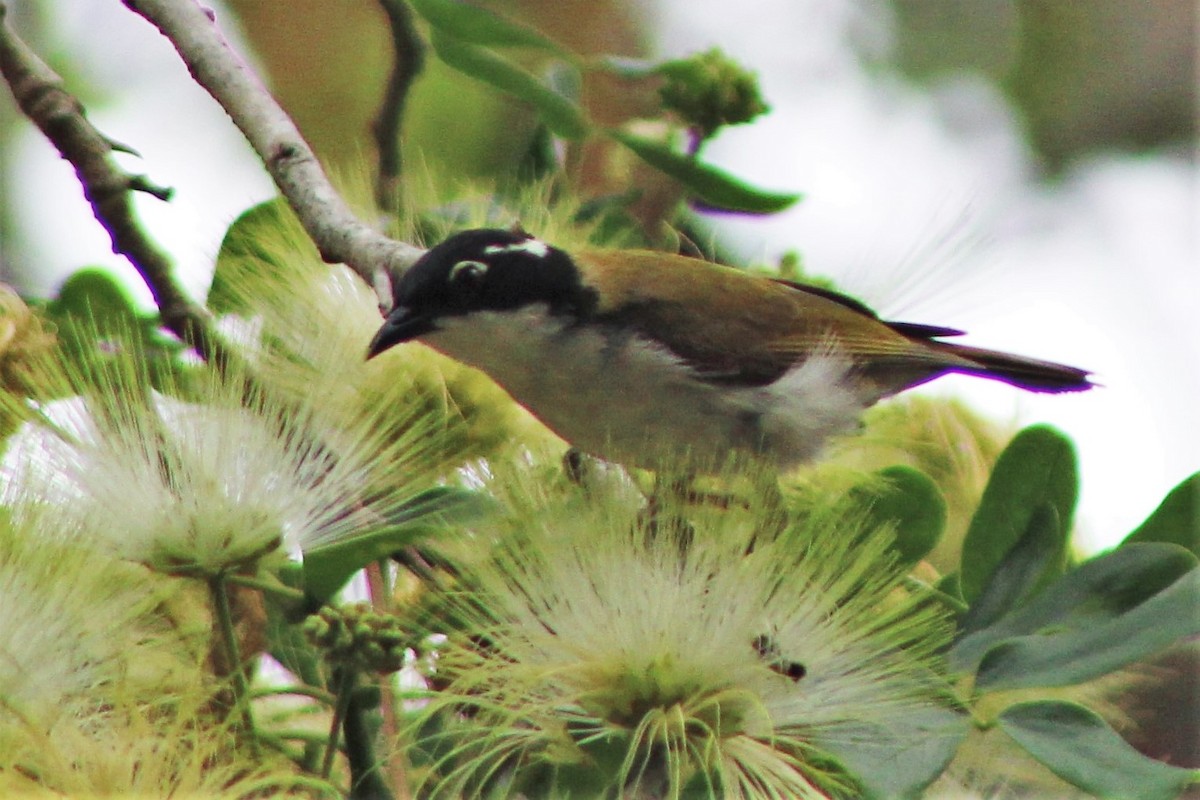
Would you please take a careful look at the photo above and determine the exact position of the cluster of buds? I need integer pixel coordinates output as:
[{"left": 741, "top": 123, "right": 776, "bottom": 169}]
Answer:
[
  {"left": 656, "top": 48, "right": 769, "bottom": 143},
  {"left": 303, "top": 602, "right": 410, "bottom": 674}
]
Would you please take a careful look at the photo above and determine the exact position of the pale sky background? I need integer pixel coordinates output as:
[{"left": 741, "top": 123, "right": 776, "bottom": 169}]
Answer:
[{"left": 2, "top": 0, "right": 1196, "bottom": 552}]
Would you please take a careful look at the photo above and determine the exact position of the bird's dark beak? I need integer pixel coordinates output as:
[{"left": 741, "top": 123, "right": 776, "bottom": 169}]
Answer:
[{"left": 366, "top": 307, "right": 435, "bottom": 360}]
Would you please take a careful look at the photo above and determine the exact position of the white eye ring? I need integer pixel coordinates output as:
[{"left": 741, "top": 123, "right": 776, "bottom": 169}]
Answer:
[{"left": 449, "top": 259, "right": 488, "bottom": 284}]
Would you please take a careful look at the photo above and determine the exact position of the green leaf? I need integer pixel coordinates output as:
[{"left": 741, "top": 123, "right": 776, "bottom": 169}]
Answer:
[
  {"left": 209, "top": 198, "right": 294, "bottom": 314},
  {"left": 949, "top": 543, "right": 1198, "bottom": 685},
  {"left": 1123, "top": 472, "right": 1200, "bottom": 557},
  {"left": 958, "top": 503, "right": 1063, "bottom": 636},
  {"left": 303, "top": 527, "right": 427, "bottom": 606},
  {"left": 960, "top": 425, "right": 1078, "bottom": 603},
  {"left": 47, "top": 268, "right": 148, "bottom": 354},
  {"left": 950, "top": 543, "right": 1196, "bottom": 673},
  {"left": 430, "top": 33, "right": 589, "bottom": 140},
  {"left": 302, "top": 487, "right": 494, "bottom": 604},
  {"left": 975, "top": 563, "right": 1199, "bottom": 691},
  {"left": 263, "top": 562, "right": 324, "bottom": 687},
  {"left": 851, "top": 465, "right": 947, "bottom": 567},
  {"left": 49, "top": 268, "right": 143, "bottom": 327},
  {"left": 814, "top": 706, "right": 969, "bottom": 800},
  {"left": 998, "top": 701, "right": 1199, "bottom": 800},
  {"left": 525, "top": 729, "right": 627, "bottom": 800},
  {"left": 45, "top": 268, "right": 188, "bottom": 389},
  {"left": 934, "top": 571, "right": 963, "bottom": 602},
  {"left": 409, "top": 0, "right": 572, "bottom": 59},
  {"left": 607, "top": 130, "right": 800, "bottom": 214}
]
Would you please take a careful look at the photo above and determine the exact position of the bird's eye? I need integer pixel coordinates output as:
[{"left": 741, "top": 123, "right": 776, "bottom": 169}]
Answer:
[{"left": 449, "top": 259, "right": 488, "bottom": 287}]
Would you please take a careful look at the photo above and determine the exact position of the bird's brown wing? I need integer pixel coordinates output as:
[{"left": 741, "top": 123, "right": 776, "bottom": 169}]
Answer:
[{"left": 574, "top": 250, "right": 969, "bottom": 387}]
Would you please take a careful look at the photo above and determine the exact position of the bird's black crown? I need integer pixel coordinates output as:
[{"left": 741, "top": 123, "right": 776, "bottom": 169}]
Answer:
[{"left": 393, "top": 228, "right": 595, "bottom": 318}]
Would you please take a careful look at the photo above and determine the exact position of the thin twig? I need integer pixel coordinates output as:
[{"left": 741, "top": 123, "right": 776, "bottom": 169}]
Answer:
[
  {"left": 121, "top": 0, "right": 425, "bottom": 308},
  {"left": 0, "top": 3, "right": 231, "bottom": 364},
  {"left": 373, "top": 0, "right": 425, "bottom": 211}
]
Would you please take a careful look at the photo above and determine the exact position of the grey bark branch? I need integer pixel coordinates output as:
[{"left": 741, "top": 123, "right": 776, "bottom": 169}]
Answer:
[
  {"left": 0, "top": 3, "right": 230, "bottom": 365},
  {"left": 122, "top": 0, "right": 424, "bottom": 307}
]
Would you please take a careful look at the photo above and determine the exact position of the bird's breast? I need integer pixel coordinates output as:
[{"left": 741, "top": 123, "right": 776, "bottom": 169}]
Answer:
[{"left": 422, "top": 306, "right": 867, "bottom": 469}]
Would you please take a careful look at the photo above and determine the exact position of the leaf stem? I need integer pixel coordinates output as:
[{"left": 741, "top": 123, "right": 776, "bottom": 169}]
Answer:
[
  {"left": 209, "top": 573, "right": 260, "bottom": 756},
  {"left": 904, "top": 576, "right": 969, "bottom": 614},
  {"left": 322, "top": 667, "right": 358, "bottom": 779},
  {"left": 226, "top": 572, "right": 307, "bottom": 604}
]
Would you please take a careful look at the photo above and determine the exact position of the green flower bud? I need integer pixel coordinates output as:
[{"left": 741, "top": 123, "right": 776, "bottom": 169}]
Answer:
[{"left": 656, "top": 48, "right": 769, "bottom": 141}]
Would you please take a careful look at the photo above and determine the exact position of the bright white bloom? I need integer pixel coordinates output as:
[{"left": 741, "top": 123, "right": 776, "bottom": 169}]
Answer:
[
  {"left": 2, "top": 355, "right": 453, "bottom": 576},
  {"left": 411, "top": 478, "right": 958, "bottom": 799}
]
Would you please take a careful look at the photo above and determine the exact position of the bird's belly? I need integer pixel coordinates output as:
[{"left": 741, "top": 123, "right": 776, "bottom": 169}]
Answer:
[{"left": 425, "top": 309, "right": 865, "bottom": 469}]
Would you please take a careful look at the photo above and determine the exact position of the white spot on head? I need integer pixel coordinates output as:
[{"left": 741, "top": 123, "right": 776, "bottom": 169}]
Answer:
[{"left": 484, "top": 238, "right": 550, "bottom": 259}]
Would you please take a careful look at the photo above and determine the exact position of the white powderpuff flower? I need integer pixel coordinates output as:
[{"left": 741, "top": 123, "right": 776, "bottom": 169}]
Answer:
[
  {"left": 411, "top": 480, "right": 958, "bottom": 799},
  {"left": 2, "top": 355, "right": 452, "bottom": 576}
]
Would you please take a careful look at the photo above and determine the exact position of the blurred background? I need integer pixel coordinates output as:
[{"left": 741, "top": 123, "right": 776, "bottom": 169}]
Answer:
[{"left": 0, "top": 0, "right": 1195, "bottom": 552}]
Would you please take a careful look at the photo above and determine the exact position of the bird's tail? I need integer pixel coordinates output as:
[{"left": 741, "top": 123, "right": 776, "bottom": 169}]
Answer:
[{"left": 931, "top": 341, "right": 1094, "bottom": 393}]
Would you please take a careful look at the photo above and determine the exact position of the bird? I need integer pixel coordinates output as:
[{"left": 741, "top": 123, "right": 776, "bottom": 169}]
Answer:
[{"left": 366, "top": 227, "right": 1092, "bottom": 471}]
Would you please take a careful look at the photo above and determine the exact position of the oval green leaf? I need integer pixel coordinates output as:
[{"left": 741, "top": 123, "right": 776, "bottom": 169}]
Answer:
[
  {"left": 960, "top": 424, "right": 1078, "bottom": 603},
  {"left": 851, "top": 465, "right": 947, "bottom": 567},
  {"left": 974, "top": 562, "right": 1199, "bottom": 691},
  {"left": 999, "top": 700, "right": 1199, "bottom": 800},
  {"left": 812, "top": 707, "right": 969, "bottom": 800},
  {"left": 430, "top": 33, "right": 589, "bottom": 140},
  {"left": 50, "top": 268, "right": 143, "bottom": 327},
  {"left": 1122, "top": 471, "right": 1200, "bottom": 557},
  {"left": 607, "top": 130, "right": 800, "bottom": 214},
  {"left": 209, "top": 198, "right": 295, "bottom": 314},
  {"left": 263, "top": 562, "right": 324, "bottom": 687},
  {"left": 410, "top": 0, "right": 572, "bottom": 59},
  {"left": 957, "top": 503, "right": 1062, "bottom": 636},
  {"left": 950, "top": 542, "right": 1196, "bottom": 675},
  {"left": 302, "top": 487, "right": 495, "bottom": 604}
]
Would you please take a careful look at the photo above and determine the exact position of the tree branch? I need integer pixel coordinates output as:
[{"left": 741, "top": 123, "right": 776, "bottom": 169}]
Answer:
[
  {"left": 0, "top": 3, "right": 231, "bottom": 364},
  {"left": 121, "top": 0, "right": 424, "bottom": 307},
  {"left": 372, "top": 0, "right": 425, "bottom": 211}
]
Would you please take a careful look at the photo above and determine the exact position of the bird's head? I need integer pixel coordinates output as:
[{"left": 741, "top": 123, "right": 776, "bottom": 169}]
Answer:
[{"left": 366, "top": 228, "right": 593, "bottom": 359}]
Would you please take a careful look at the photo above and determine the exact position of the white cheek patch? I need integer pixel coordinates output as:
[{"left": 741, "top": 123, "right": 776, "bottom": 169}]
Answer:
[{"left": 484, "top": 238, "right": 550, "bottom": 259}]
